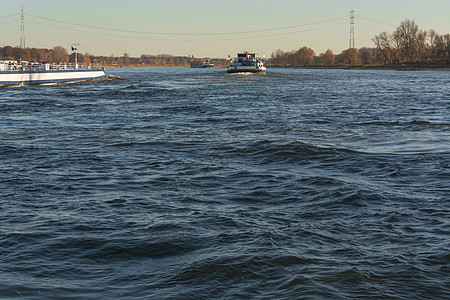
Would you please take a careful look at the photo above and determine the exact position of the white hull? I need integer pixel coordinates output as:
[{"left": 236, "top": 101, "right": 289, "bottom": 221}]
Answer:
[
  {"left": 0, "top": 69, "right": 106, "bottom": 86},
  {"left": 227, "top": 66, "right": 266, "bottom": 73}
]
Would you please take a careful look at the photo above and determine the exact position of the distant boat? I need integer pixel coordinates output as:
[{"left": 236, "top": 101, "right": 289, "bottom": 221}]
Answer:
[
  {"left": 227, "top": 52, "right": 266, "bottom": 73},
  {"left": 0, "top": 61, "right": 106, "bottom": 87},
  {"left": 190, "top": 58, "right": 214, "bottom": 68}
]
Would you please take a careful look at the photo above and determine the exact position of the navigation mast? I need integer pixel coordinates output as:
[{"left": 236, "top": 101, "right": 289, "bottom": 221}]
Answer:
[{"left": 72, "top": 36, "right": 80, "bottom": 69}]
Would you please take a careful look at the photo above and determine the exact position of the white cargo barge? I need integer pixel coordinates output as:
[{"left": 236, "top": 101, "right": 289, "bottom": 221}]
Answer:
[{"left": 0, "top": 61, "right": 106, "bottom": 87}]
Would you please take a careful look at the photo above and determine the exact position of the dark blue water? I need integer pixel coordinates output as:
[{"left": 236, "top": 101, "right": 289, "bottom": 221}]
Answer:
[{"left": 1, "top": 68, "right": 449, "bottom": 299}]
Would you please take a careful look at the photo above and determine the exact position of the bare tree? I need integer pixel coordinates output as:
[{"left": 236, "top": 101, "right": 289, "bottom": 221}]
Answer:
[
  {"left": 444, "top": 34, "right": 450, "bottom": 64},
  {"left": 384, "top": 19, "right": 427, "bottom": 63},
  {"left": 373, "top": 32, "right": 398, "bottom": 64},
  {"left": 52, "top": 46, "right": 69, "bottom": 63},
  {"left": 428, "top": 30, "right": 442, "bottom": 63}
]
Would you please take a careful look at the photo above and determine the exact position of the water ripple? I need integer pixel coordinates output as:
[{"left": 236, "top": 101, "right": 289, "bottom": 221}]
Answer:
[{"left": 1, "top": 68, "right": 449, "bottom": 299}]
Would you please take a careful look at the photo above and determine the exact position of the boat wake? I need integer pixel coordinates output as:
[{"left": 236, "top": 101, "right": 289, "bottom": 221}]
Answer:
[{"left": 227, "top": 72, "right": 262, "bottom": 76}]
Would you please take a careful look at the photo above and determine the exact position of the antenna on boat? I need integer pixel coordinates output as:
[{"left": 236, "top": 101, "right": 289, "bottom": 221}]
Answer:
[{"left": 71, "top": 36, "right": 80, "bottom": 69}]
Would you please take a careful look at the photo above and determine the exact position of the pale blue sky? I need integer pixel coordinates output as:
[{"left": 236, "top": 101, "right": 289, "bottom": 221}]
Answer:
[{"left": 1, "top": 0, "right": 449, "bottom": 58}]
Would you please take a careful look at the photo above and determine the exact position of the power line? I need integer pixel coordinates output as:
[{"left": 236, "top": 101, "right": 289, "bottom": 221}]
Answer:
[
  {"left": 27, "top": 18, "right": 349, "bottom": 43},
  {"left": 356, "top": 14, "right": 397, "bottom": 29},
  {"left": 250, "top": 21, "right": 348, "bottom": 40},
  {"left": 0, "top": 20, "right": 17, "bottom": 26},
  {"left": 26, "top": 19, "right": 187, "bottom": 42},
  {"left": 26, "top": 13, "right": 348, "bottom": 36},
  {"left": 0, "top": 13, "right": 19, "bottom": 19}
]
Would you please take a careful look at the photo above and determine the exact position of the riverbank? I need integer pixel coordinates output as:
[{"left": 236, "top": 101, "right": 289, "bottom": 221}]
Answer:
[
  {"left": 104, "top": 64, "right": 450, "bottom": 71},
  {"left": 266, "top": 63, "right": 450, "bottom": 71}
]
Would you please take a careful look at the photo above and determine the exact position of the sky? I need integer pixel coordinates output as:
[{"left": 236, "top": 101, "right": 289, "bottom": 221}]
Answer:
[{"left": 1, "top": 0, "right": 449, "bottom": 58}]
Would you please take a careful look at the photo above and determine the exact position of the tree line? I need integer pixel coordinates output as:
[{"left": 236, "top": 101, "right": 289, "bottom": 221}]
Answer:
[
  {"left": 269, "top": 19, "right": 450, "bottom": 67},
  {"left": 268, "top": 47, "right": 384, "bottom": 67},
  {"left": 373, "top": 19, "right": 449, "bottom": 64},
  {"left": 0, "top": 46, "right": 228, "bottom": 67}
]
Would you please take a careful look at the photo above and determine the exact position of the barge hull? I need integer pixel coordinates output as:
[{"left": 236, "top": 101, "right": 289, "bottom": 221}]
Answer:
[{"left": 0, "top": 69, "right": 106, "bottom": 86}]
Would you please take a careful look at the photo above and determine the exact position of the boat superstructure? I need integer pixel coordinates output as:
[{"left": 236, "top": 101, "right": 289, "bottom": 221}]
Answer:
[
  {"left": 227, "top": 52, "right": 266, "bottom": 73},
  {"left": 0, "top": 60, "right": 106, "bottom": 86}
]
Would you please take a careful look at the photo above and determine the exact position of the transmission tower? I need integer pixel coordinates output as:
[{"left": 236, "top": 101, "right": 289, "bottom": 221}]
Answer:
[
  {"left": 20, "top": 4, "right": 26, "bottom": 48},
  {"left": 349, "top": 6, "right": 355, "bottom": 49}
]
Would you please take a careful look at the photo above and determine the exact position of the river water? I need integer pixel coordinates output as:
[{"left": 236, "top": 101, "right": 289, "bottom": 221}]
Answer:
[{"left": 1, "top": 68, "right": 449, "bottom": 299}]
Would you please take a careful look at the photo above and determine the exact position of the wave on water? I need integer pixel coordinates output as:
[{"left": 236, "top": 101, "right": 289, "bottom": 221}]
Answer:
[
  {"left": 1, "top": 68, "right": 449, "bottom": 299},
  {"left": 102, "top": 74, "right": 124, "bottom": 81}
]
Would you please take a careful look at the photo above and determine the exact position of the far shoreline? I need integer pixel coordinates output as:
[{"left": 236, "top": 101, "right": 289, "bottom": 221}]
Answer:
[{"left": 105, "top": 64, "right": 450, "bottom": 71}]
